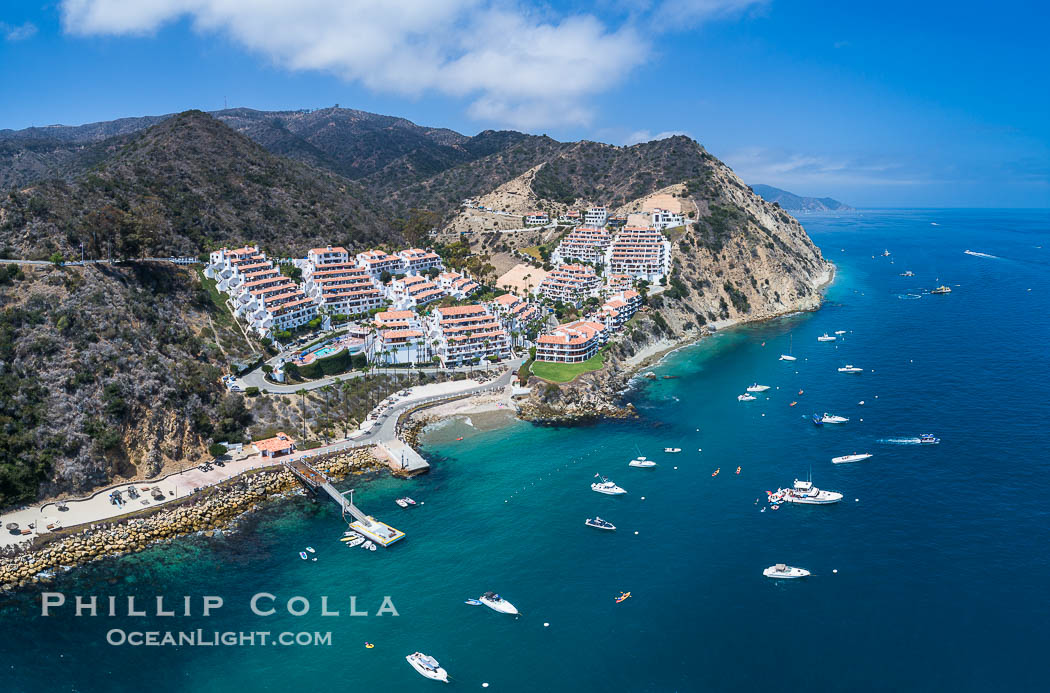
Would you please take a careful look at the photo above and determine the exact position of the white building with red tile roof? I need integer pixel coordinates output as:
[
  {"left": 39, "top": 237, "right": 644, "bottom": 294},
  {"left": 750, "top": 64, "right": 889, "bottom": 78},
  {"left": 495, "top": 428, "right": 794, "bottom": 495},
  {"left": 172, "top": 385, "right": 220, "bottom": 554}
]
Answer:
[
  {"left": 597, "top": 289, "right": 641, "bottom": 330},
  {"left": 551, "top": 227, "right": 613, "bottom": 265},
  {"left": 356, "top": 249, "right": 404, "bottom": 278},
  {"left": 489, "top": 292, "right": 544, "bottom": 337},
  {"left": 535, "top": 320, "right": 608, "bottom": 363},
  {"left": 651, "top": 208, "right": 685, "bottom": 231},
  {"left": 536, "top": 263, "right": 600, "bottom": 306},
  {"left": 426, "top": 304, "right": 510, "bottom": 367},
  {"left": 436, "top": 271, "right": 481, "bottom": 299},
  {"left": 607, "top": 226, "right": 671, "bottom": 281},
  {"left": 524, "top": 212, "right": 550, "bottom": 226},
  {"left": 397, "top": 248, "right": 444, "bottom": 275},
  {"left": 388, "top": 274, "right": 445, "bottom": 309},
  {"left": 253, "top": 432, "right": 295, "bottom": 458},
  {"left": 583, "top": 206, "right": 607, "bottom": 228},
  {"left": 303, "top": 262, "right": 385, "bottom": 316},
  {"left": 307, "top": 246, "right": 350, "bottom": 266}
]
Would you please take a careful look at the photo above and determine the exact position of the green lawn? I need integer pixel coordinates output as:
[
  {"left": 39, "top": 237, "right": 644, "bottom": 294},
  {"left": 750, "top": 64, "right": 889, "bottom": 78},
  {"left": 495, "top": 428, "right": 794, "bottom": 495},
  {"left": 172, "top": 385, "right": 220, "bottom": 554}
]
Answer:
[
  {"left": 195, "top": 267, "right": 234, "bottom": 327},
  {"left": 520, "top": 245, "right": 543, "bottom": 261},
  {"left": 530, "top": 350, "right": 605, "bottom": 383}
]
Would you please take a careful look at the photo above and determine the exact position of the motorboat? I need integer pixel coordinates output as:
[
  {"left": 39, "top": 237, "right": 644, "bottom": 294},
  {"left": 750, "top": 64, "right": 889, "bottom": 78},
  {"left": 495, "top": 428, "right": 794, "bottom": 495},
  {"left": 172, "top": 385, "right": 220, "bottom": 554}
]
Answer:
[
  {"left": 395, "top": 498, "right": 409, "bottom": 508},
  {"left": 362, "top": 540, "right": 375, "bottom": 550},
  {"left": 585, "top": 517, "right": 616, "bottom": 530},
  {"left": 406, "top": 652, "right": 449, "bottom": 682},
  {"left": 813, "top": 412, "right": 849, "bottom": 425},
  {"left": 615, "top": 591, "right": 631, "bottom": 603},
  {"left": 919, "top": 433, "right": 940, "bottom": 444},
  {"left": 834, "top": 330, "right": 847, "bottom": 335},
  {"left": 779, "top": 354, "right": 797, "bottom": 361},
  {"left": 837, "top": 365, "right": 863, "bottom": 373},
  {"left": 780, "top": 479, "right": 843, "bottom": 505},
  {"left": 763, "top": 563, "right": 811, "bottom": 579},
  {"left": 746, "top": 383, "right": 770, "bottom": 393},
  {"left": 832, "top": 453, "right": 873, "bottom": 464},
  {"left": 780, "top": 335, "right": 797, "bottom": 361},
  {"left": 299, "top": 551, "right": 308, "bottom": 560},
  {"left": 882, "top": 249, "right": 891, "bottom": 256},
  {"left": 591, "top": 474, "right": 627, "bottom": 495},
  {"left": 403, "top": 497, "right": 417, "bottom": 505},
  {"left": 737, "top": 393, "right": 757, "bottom": 401},
  {"left": 345, "top": 537, "right": 365, "bottom": 547},
  {"left": 479, "top": 591, "right": 519, "bottom": 615},
  {"left": 628, "top": 456, "right": 656, "bottom": 468},
  {"left": 900, "top": 270, "right": 914, "bottom": 276},
  {"left": 305, "top": 546, "right": 315, "bottom": 553},
  {"left": 663, "top": 447, "right": 681, "bottom": 453},
  {"left": 930, "top": 285, "right": 952, "bottom": 294},
  {"left": 817, "top": 333, "right": 836, "bottom": 342}
]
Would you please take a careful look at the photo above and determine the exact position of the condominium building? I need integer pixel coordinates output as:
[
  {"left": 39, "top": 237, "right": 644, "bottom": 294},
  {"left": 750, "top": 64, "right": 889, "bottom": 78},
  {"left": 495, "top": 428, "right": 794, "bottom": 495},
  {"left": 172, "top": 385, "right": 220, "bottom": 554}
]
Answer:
[
  {"left": 207, "top": 246, "right": 317, "bottom": 338},
  {"left": 436, "top": 271, "right": 481, "bottom": 299},
  {"left": 389, "top": 274, "right": 445, "bottom": 309},
  {"left": 537, "top": 263, "right": 600, "bottom": 306},
  {"left": 651, "top": 208, "right": 685, "bottom": 230},
  {"left": 535, "top": 320, "right": 608, "bottom": 363},
  {"left": 369, "top": 311, "right": 426, "bottom": 365},
  {"left": 397, "top": 248, "right": 444, "bottom": 275},
  {"left": 524, "top": 212, "right": 550, "bottom": 226},
  {"left": 604, "top": 274, "right": 635, "bottom": 294},
  {"left": 598, "top": 289, "right": 641, "bottom": 331},
  {"left": 583, "top": 206, "right": 607, "bottom": 228},
  {"left": 307, "top": 245, "right": 349, "bottom": 266},
  {"left": 551, "top": 227, "right": 612, "bottom": 265},
  {"left": 559, "top": 209, "right": 582, "bottom": 224},
  {"left": 607, "top": 227, "right": 672, "bottom": 281},
  {"left": 489, "top": 293, "right": 543, "bottom": 334},
  {"left": 356, "top": 249, "right": 404, "bottom": 278},
  {"left": 427, "top": 304, "right": 510, "bottom": 367},
  {"left": 303, "top": 262, "right": 385, "bottom": 316}
]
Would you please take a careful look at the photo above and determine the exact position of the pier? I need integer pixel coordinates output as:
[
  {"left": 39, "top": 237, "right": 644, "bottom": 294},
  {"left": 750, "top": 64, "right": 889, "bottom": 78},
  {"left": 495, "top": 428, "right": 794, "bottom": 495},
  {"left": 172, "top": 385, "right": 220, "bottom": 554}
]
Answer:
[{"left": 285, "top": 459, "right": 405, "bottom": 547}]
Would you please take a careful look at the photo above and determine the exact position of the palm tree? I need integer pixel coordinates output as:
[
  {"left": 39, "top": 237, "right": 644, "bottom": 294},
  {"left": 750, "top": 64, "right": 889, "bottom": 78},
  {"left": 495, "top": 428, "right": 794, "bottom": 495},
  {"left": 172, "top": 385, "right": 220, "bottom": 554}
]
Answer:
[
  {"left": 340, "top": 380, "right": 352, "bottom": 438},
  {"left": 296, "top": 389, "right": 308, "bottom": 441},
  {"left": 320, "top": 385, "right": 333, "bottom": 444}
]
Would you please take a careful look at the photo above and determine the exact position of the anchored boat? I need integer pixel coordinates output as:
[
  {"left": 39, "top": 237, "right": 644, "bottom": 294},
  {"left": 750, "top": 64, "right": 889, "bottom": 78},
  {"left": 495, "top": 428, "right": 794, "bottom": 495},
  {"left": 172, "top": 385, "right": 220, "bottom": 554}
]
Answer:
[
  {"left": 813, "top": 412, "right": 849, "bottom": 425},
  {"left": 832, "top": 453, "right": 873, "bottom": 464},
  {"left": 406, "top": 652, "right": 449, "bottom": 682},
  {"left": 837, "top": 365, "right": 863, "bottom": 373},
  {"left": 479, "top": 591, "right": 519, "bottom": 615},
  {"left": 628, "top": 456, "right": 656, "bottom": 468},
  {"left": 585, "top": 517, "right": 616, "bottom": 530},
  {"left": 592, "top": 474, "right": 627, "bottom": 494},
  {"left": 763, "top": 563, "right": 811, "bottom": 579},
  {"left": 746, "top": 383, "right": 770, "bottom": 393},
  {"left": 817, "top": 333, "right": 837, "bottom": 342},
  {"left": 738, "top": 393, "right": 757, "bottom": 401},
  {"left": 779, "top": 479, "right": 843, "bottom": 505}
]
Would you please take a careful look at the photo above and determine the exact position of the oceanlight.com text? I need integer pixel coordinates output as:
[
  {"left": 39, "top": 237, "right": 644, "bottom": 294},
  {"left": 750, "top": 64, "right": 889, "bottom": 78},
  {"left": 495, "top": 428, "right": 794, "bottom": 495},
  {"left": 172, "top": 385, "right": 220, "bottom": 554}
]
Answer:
[{"left": 105, "top": 629, "right": 332, "bottom": 647}]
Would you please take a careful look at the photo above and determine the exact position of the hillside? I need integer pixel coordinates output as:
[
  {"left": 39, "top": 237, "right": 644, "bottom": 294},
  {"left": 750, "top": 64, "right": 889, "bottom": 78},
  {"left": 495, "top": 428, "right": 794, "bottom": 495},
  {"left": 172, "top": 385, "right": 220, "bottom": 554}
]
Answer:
[
  {"left": 0, "top": 262, "right": 256, "bottom": 506},
  {"left": 751, "top": 184, "right": 853, "bottom": 212},
  {"left": 0, "top": 111, "right": 396, "bottom": 259}
]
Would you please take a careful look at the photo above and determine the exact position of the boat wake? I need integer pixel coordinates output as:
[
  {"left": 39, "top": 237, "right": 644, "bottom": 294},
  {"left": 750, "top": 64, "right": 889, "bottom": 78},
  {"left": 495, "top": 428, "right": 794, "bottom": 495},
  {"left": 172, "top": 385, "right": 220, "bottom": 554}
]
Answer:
[
  {"left": 877, "top": 437, "right": 924, "bottom": 445},
  {"left": 964, "top": 249, "right": 999, "bottom": 259},
  {"left": 897, "top": 293, "right": 922, "bottom": 300}
]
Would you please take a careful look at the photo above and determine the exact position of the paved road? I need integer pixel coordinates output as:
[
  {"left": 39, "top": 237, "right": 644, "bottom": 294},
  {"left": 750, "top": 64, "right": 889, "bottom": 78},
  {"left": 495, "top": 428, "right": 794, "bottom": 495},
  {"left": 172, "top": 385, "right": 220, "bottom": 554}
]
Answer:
[{"left": 0, "top": 257, "right": 200, "bottom": 267}]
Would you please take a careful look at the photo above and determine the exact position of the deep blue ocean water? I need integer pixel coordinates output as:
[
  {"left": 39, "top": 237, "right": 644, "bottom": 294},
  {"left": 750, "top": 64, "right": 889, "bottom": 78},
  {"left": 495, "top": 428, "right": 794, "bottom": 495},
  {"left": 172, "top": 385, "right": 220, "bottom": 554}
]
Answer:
[{"left": 2, "top": 209, "right": 1049, "bottom": 692}]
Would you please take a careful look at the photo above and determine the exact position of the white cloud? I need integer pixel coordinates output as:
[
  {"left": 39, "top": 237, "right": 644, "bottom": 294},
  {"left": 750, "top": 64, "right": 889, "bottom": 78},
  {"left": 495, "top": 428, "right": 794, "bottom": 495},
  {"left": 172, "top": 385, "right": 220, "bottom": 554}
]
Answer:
[
  {"left": 624, "top": 129, "right": 688, "bottom": 145},
  {"left": 1, "top": 21, "right": 38, "bottom": 41},
  {"left": 726, "top": 146, "right": 921, "bottom": 187},
  {"left": 59, "top": 0, "right": 762, "bottom": 129}
]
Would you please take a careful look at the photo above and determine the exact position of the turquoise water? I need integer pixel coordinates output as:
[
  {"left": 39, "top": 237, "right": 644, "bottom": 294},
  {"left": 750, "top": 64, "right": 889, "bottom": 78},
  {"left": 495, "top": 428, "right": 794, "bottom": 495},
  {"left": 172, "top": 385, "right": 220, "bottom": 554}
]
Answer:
[{"left": 3, "top": 209, "right": 1049, "bottom": 691}]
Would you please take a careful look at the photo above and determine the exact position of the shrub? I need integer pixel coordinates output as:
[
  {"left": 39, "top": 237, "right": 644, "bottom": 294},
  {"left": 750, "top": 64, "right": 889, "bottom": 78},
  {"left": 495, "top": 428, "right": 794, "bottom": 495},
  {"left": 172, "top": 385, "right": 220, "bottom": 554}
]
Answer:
[
  {"left": 245, "top": 386, "right": 260, "bottom": 397},
  {"left": 208, "top": 443, "right": 227, "bottom": 457}
]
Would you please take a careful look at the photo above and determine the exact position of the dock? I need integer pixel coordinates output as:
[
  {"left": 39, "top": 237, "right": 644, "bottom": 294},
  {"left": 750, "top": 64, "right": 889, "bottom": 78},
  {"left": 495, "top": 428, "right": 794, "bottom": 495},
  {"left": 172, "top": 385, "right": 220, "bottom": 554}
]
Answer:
[
  {"left": 284, "top": 459, "right": 405, "bottom": 547},
  {"left": 380, "top": 439, "right": 430, "bottom": 475}
]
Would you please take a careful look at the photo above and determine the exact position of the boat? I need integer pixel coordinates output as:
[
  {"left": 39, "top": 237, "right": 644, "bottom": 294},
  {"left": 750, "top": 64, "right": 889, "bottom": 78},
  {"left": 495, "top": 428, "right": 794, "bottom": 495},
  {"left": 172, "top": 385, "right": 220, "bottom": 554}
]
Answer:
[
  {"left": 780, "top": 334, "right": 797, "bottom": 361},
  {"left": 662, "top": 375, "right": 679, "bottom": 379},
  {"left": 779, "top": 354, "right": 797, "bottom": 362},
  {"left": 779, "top": 478, "right": 843, "bottom": 505},
  {"left": 746, "top": 383, "right": 770, "bottom": 393},
  {"left": 305, "top": 546, "right": 315, "bottom": 553},
  {"left": 628, "top": 456, "right": 656, "bottom": 468},
  {"left": 615, "top": 591, "right": 631, "bottom": 603},
  {"left": 834, "top": 330, "right": 847, "bottom": 335},
  {"left": 367, "top": 543, "right": 377, "bottom": 551},
  {"left": 345, "top": 537, "right": 365, "bottom": 547},
  {"left": 403, "top": 497, "right": 417, "bottom": 505},
  {"left": 455, "top": 437, "right": 463, "bottom": 441},
  {"left": 464, "top": 599, "right": 482, "bottom": 605},
  {"left": 663, "top": 447, "right": 681, "bottom": 453},
  {"left": 479, "top": 591, "right": 519, "bottom": 614},
  {"left": 362, "top": 540, "right": 375, "bottom": 550},
  {"left": 406, "top": 652, "right": 449, "bottom": 683},
  {"left": 395, "top": 498, "right": 409, "bottom": 508},
  {"left": 813, "top": 412, "right": 849, "bottom": 425},
  {"left": 643, "top": 372, "right": 657, "bottom": 379},
  {"left": 763, "top": 563, "right": 811, "bottom": 579},
  {"left": 711, "top": 468, "right": 720, "bottom": 477},
  {"left": 735, "top": 466, "right": 741, "bottom": 475},
  {"left": 832, "top": 453, "right": 873, "bottom": 464},
  {"left": 737, "top": 393, "right": 757, "bottom": 401},
  {"left": 900, "top": 270, "right": 914, "bottom": 277},
  {"left": 930, "top": 285, "right": 952, "bottom": 294},
  {"left": 882, "top": 249, "right": 891, "bottom": 256},
  {"left": 591, "top": 474, "right": 627, "bottom": 495},
  {"left": 837, "top": 365, "right": 863, "bottom": 373},
  {"left": 585, "top": 517, "right": 616, "bottom": 530},
  {"left": 299, "top": 551, "right": 308, "bottom": 560},
  {"left": 789, "top": 401, "right": 797, "bottom": 407},
  {"left": 919, "top": 433, "right": 940, "bottom": 444},
  {"left": 817, "top": 333, "right": 836, "bottom": 342}
]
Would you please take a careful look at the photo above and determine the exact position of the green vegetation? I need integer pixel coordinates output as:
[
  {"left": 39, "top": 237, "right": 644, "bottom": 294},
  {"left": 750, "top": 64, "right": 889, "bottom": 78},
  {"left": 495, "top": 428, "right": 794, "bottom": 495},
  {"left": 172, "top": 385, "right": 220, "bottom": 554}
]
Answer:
[{"left": 531, "top": 350, "right": 605, "bottom": 383}]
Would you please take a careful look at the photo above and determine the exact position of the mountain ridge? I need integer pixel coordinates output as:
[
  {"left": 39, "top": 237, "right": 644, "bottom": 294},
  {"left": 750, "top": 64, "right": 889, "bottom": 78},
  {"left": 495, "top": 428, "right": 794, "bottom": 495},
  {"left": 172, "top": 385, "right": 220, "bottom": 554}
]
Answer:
[{"left": 750, "top": 184, "right": 853, "bottom": 212}]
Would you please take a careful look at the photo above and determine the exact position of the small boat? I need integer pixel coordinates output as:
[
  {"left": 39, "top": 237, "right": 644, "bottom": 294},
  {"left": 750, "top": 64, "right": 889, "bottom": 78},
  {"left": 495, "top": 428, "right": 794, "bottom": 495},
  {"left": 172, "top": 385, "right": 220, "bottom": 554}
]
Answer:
[
  {"left": 930, "top": 285, "right": 952, "bottom": 294},
  {"left": 919, "top": 433, "right": 940, "bottom": 444},
  {"left": 735, "top": 466, "right": 741, "bottom": 475},
  {"left": 763, "top": 563, "right": 811, "bottom": 579},
  {"left": 779, "top": 478, "right": 843, "bottom": 505},
  {"left": 643, "top": 372, "right": 657, "bottom": 379},
  {"left": 305, "top": 546, "right": 315, "bottom": 553},
  {"left": 403, "top": 497, "right": 417, "bottom": 505},
  {"left": 832, "top": 453, "right": 873, "bottom": 464},
  {"left": 585, "top": 517, "right": 616, "bottom": 530},
  {"left": 615, "top": 591, "right": 631, "bottom": 603},
  {"left": 663, "top": 447, "right": 681, "bottom": 453},
  {"left": 455, "top": 437, "right": 463, "bottom": 441},
  {"left": 479, "top": 591, "right": 519, "bottom": 614},
  {"left": 789, "top": 401, "right": 797, "bottom": 407},
  {"left": 834, "top": 330, "right": 847, "bottom": 335},
  {"left": 837, "top": 365, "right": 863, "bottom": 373},
  {"left": 813, "top": 412, "right": 849, "bottom": 425},
  {"left": 591, "top": 474, "right": 627, "bottom": 495},
  {"left": 779, "top": 354, "right": 797, "bottom": 362},
  {"left": 780, "top": 334, "right": 797, "bottom": 361},
  {"left": 882, "top": 249, "right": 891, "bottom": 256},
  {"left": 368, "top": 543, "right": 377, "bottom": 551},
  {"left": 737, "top": 393, "right": 757, "bottom": 401},
  {"left": 711, "top": 468, "right": 720, "bottom": 477},
  {"left": 299, "top": 552, "right": 308, "bottom": 560},
  {"left": 464, "top": 599, "right": 482, "bottom": 605},
  {"left": 817, "top": 333, "right": 836, "bottom": 342},
  {"left": 746, "top": 383, "right": 770, "bottom": 393},
  {"left": 345, "top": 537, "right": 365, "bottom": 547},
  {"left": 662, "top": 375, "right": 679, "bottom": 379},
  {"left": 900, "top": 270, "right": 914, "bottom": 276},
  {"left": 406, "top": 652, "right": 449, "bottom": 682},
  {"left": 628, "top": 457, "right": 656, "bottom": 468},
  {"left": 395, "top": 498, "right": 409, "bottom": 508},
  {"left": 362, "top": 540, "right": 375, "bottom": 550},
  {"left": 798, "top": 389, "right": 804, "bottom": 395}
]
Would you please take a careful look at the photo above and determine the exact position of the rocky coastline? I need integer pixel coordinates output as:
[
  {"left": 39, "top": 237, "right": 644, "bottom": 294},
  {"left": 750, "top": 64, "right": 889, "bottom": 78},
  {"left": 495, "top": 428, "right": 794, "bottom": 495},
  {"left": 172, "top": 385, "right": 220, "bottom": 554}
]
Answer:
[{"left": 0, "top": 447, "right": 382, "bottom": 591}]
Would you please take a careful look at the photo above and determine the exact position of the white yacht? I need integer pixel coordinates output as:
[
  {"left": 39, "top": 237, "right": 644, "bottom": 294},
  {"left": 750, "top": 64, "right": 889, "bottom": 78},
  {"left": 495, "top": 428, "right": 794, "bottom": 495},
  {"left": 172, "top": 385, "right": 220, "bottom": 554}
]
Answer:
[
  {"left": 813, "top": 412, "right": 849, "bottom": 425},
  {"left": 479, "top": 591, "right": 519, "bottom": 615},
  {"left": 406, "top": 652, "right": 449, "bottom": 682},
  {"left": 663, "top": 447, "right": 681, "bottom": 453},
  {"left": 592, "top": 474, "right": 627, "bottom": 495},
  {"left": 737, "top": 393, "right": 757, "bottom": 401},
  {"left": 817, "top": 333, "right": 837, "bottom": 342},
  {"left": 779, "top": 354, "right": 797, "bottom": 362},
  {"left": 832, "top": 453, "right": 873, "bottom": 464},
  {"left": 837, "top": 365, "right": 863, "bottom": 373},
  {"left": 780, "top": 335, "right": 797, "bottom": 361},
  {"left": 781, "top": 479, "right": 843, "bottom": 505},
  {"left": 834, "top": 330, "right": 847, "bottom": 335},
  {"left": 746, "top": 383, "right": 770, "bottom": 392},
  {"left": 585, "top": 517, "right": 616, "bottom": 530},
  {"left": 345, "top": 536, "right": 365, "bottom": 547},
  {"left": 763, "top": 564, "right": 811, "bottom": 579},
  {"left": 628, "top": 456, "right": 657, "bottom": 468}
]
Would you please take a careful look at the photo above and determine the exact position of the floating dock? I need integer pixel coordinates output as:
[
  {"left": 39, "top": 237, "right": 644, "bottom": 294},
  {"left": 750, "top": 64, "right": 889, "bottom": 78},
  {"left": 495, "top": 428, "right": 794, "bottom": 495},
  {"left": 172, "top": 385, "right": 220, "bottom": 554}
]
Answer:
[{"left": 285, "top": 459, "right": 404, "bottom": 547}]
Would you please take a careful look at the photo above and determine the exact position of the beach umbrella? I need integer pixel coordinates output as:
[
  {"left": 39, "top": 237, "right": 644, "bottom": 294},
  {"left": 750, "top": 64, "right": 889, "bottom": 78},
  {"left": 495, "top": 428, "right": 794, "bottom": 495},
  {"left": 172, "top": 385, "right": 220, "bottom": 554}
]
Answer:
[{"left": 6, "top": 522, "right": 18, "bottom": 531}]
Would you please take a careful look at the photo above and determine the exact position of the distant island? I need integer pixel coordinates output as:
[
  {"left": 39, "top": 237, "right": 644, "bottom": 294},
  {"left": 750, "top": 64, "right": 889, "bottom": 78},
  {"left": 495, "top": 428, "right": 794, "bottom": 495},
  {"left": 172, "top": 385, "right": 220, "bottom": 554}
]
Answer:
[{"left": 750, "top": 184, "right": 853, "bottom": 212}]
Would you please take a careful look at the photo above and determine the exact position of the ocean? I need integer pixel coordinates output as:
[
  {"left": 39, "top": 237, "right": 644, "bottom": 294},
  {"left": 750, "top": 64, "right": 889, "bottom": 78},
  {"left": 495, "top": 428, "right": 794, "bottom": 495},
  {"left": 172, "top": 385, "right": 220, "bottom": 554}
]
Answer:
[{"left": 2, "top": 209, "right": 1048, "bottom": 692}]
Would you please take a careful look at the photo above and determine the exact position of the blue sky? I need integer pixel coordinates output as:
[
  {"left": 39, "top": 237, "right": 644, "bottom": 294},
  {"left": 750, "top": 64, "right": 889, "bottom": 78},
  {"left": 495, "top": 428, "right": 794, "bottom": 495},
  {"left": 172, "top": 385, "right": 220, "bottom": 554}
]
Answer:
[{"left": 1, "top": 0, "right": 1047, "bottom": 208}]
